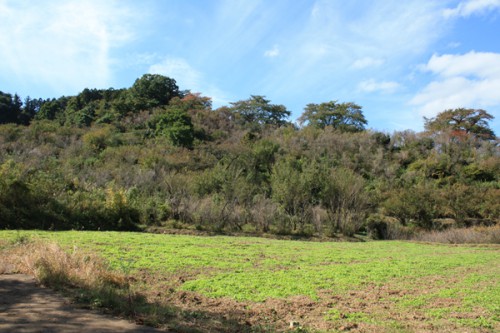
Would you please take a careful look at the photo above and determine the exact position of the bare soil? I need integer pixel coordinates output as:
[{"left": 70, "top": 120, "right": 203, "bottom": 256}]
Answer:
[{"left": 0, "top": 268, "right": 161, "bottom": 333}]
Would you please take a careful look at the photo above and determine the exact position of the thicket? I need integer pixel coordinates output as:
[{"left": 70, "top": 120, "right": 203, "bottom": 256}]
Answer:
[{"left": 1, "top": 75, "right": 498, "bottom": 237}]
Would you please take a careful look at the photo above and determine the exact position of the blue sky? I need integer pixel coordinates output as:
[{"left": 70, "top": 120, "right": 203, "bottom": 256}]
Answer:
[{"left": 1, "top": 0, "right": 500, "bottom": 134}]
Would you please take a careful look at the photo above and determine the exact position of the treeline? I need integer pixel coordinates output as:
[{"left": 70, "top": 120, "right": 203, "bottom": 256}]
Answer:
[{"left": 0, "top": 74, "right": 498, "bottom": 238}]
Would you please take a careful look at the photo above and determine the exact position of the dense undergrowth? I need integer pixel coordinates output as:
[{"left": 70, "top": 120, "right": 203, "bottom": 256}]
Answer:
[{"left": 1, "top": 74, "right": 499, "bottom": 237}]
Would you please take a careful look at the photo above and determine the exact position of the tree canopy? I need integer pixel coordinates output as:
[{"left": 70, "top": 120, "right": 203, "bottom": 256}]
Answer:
[
  {"left": 130, "top": 74, "right": 180, "bottom": 109},
  {"left": 0, "top": 91, "right": 22, "bottom": 124},
  {"left": 229, "top": 95, "right": 290, "bottom": 127},
  {"left": 424, "top": 108, "right": 496, "bottom": 140},
  {"left": 298, "top": 101, "right": 367, "bottom": 132}
]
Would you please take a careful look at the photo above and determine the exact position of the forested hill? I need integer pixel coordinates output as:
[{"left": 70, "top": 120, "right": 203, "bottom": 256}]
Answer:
[{"left": 1, "top": 74, "right": 498, "bottom": 238}]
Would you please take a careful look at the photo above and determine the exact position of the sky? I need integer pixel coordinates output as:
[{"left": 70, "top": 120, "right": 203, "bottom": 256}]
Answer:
[{"left": 1, "top": 0, "right": 500, "bottom": 134}]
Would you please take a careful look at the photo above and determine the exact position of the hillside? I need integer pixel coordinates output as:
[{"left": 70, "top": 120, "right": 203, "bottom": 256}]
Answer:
[{"left": 1, "top": 74, "right": 499, "bottom": 239}]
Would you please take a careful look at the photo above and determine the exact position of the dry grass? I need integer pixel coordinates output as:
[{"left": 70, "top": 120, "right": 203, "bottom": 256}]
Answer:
[
  {"left": 0, "top": 239, "right": 149, "bottom": 322},
  {"left": 0, "top": 239, "right": 244, "bottom": 332},
  {"left": 414, "top": 225, "right": 500, "bottom": 244},
  {"left": 3, "top": 240, "right": 126, "bottom": 289}
]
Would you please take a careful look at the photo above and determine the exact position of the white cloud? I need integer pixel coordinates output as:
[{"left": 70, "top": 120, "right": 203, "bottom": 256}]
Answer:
[
  {"left": 149, "top": 57, "right": 230, "bottom": 107},
  {"left": 264, "top": 45, "right": 280, "bottom": 58},
  {"left": 444, "top": 0, "right": 500, "bottom": 18},
  {"left": 358, "top": 79, "right": 400, "bottom": 94},
  {"left": 410, "top": 51, "right": 500, "bottom": 117},
  {"left": 351, "top": 57, "right": 384, "bottom": 69},
  {"left": 422, "top": 52, "right": 500, "bottom": 78},
  {"left": 149, "top": 58, "right": 202, "bottom": 90},
  {"left": 0, "top": 0, "right": 138, "bottom": 95}
]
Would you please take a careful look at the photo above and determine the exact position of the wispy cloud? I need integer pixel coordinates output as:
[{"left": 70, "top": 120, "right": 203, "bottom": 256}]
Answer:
[
  {"left": 0, "top": 0, "right": 139, "bottom": 95},
  {"left": 443, "top": 0, "right": 500, "bottom": 18},
  {"left": 259, "top": 0, "right": 447, "bottom": 106},
  {"left": 410, "top": 51, "right": 500, "bottom": 117},
  {"left": 351, "top": 57, "right": 384, "bottom": 70},
  {"left": 149, "top": 58, "right": 202, "bottom": 90},
  {"left": 358, "top": 79, "right": 400, "bottom": 94},
  {"left": 264, "top": 45, "right": 280, "bottom": 58}
]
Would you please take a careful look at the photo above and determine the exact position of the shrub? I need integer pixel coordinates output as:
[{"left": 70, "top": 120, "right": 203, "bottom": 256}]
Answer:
[
  {"left": 365, "top": 214, "right": 415, "bottom": 240},
  {"left": 82, "top": 125, "right": 120, "bottom": 152},
  {"left": 383, "top": 183, "right": 442, "bottom": 229},
  {"left": 322, "top": 167, "right": 369, "bottom": 236}
]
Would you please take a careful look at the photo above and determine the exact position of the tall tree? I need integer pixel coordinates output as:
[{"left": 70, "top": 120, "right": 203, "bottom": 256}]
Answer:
[
  {"left": 0, "top": 91, "right": 21, "bottom": 124},
  {"left": 424, "top": 108, "right": 496, "bottom": 140},
  {"left": 19, "top": 96, "right": 43, "bottom": 124},
  {"left": 298, "top": 101, "right": 367, "bottom": 132},
  {"left": 130, "top": 74, "right": 180, "bottom": 110},
  {"left": 229, "top": 95, "right": 290, "bottom": 127}
]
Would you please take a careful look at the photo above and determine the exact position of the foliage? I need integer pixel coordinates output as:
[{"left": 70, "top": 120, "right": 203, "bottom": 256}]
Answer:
[
  {"left": 321, "top": 167, "right": 369, "bottom": 236},
  {"left": 270, "top": 157, "right": 323, "bottom": 233},
  {"left": 129, "top": 74, "right": 180, "bottom": 110},
  {"left": 298, "top": 100, "right": 367, "bottom": 132},
  {"left": 0, "top": 74, "right": 498, "bottom": 236},
  {"left": 424, "top": 108, "right": 496, "bottom": 140},
  {"left": 149, "top": 107, "right": 194, "bottom": 147},
  {"left": 0, "top": 91, "right": 23, "bottom": 124},
  {"left": 229, "top": 95, "right": 290, "bottom": 128}
]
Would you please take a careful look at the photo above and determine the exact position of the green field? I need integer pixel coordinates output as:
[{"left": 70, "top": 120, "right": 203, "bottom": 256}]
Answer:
[{"left": 1, "top": 230, "right": 499, "bottom": 332}]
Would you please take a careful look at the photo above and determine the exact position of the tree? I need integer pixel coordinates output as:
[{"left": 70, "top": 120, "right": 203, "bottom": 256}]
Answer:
[
  {"left": 229, "top": 95, "right": 290, "bottom": 127},
  {"left": 424, "top": 108, "right": 496, "bottom": 140},
  {"left": 19, "top": 96, "right": 44, "bottom": 125},
  {"left": 35, "top": 98, "right": 67, "bottom": 121},
  {"left": 130, "top": 74, "right": 180, "bottom": 110},
  {"left": 321, "top": 167, "right": 369, "bottom": 236},
  {"left": 271, "top": 157, "right": 323, "bottom": 232},
  {"left": 169, "top": 92, "right": 212, "bottom": 112},
  {"left": 298, "top": 101, "right": 367, "bottom": 132},
  {"left": 0, "top": 91, "right": 22, "bottom": 124},
  {"left": 150, "top": 108, "right": 194, "bottom": 147}
]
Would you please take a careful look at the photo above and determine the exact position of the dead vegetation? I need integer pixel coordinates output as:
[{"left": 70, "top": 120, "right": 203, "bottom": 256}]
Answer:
[{"left": 413, "top": 226, "right": 500, "bottom": 244}]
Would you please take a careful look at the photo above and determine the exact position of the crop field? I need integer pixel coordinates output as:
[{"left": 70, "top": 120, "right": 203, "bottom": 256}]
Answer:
[{"left": 1, "top": 230, "right": 499, "bottom": 332}]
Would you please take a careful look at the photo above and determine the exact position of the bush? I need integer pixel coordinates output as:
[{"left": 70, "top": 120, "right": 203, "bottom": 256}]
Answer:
[
  {"left": 383, "top": 183, "right": 442, "bottom": 229},
  {"left": 322, "top": 167, "right": 369, "bottom": 236},
  {"left": 82, "top": 125, "right": 120, "bottom": 152},
  {"left": 365, "top": 214, "right": 415, "bottom": 240}
]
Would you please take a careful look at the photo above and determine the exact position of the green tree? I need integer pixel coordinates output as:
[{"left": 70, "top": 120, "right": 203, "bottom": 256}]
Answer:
[
  {"left": 19, "top": 96, "right": 43, "bottom": 125},
  {"left": 229, "top": 95, "right": 290, "bottom": 127},
  {"left": 0, "top": 91, "right": 22, "bottom": 124},
  {"left": 424, "top": 108, "right": 496, "bottom": 140},
  {"left": 150, "top": 108, "right": 194, "bottom": 147},
  {"left": 35, "top": 98, "right": 67, "bottom": 121},
  {"left": 298, "top": 101, "right": 367, "bottom": 132},
  {"left": 271, "top": 158, "right": 323, "bottom": 232},
  {"left": 321, "top": 167, "right": 369, "bottom": 236},
  {"left": 130, "top": 74, "right": 180, "bottom": 110}
]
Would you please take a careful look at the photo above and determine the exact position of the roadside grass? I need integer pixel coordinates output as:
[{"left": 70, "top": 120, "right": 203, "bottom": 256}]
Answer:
[{"left": 0, "top": 230, "right": 499, "bottom": 332}]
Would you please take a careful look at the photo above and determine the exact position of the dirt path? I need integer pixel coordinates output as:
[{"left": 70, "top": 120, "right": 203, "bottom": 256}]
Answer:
[{"left": 0, "top": 272, "right": 163, "bottom": 333}]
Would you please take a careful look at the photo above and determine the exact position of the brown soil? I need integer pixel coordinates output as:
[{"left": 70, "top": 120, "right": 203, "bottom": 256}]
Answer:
[{"left": 0, "top": 269, "right": 162, "bottom": 333}]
